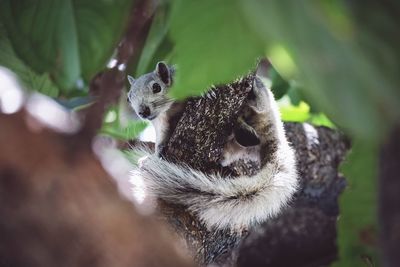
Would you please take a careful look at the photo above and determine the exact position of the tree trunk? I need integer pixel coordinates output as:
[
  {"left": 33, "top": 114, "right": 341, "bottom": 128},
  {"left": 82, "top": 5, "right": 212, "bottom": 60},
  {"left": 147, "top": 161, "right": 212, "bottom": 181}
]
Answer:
[
  {"left": 379, "top": 124, "right": 400, "bottom": 267},
  {"left": 0, "top": 111, "right": 193, "bottom": 267},
  {"left": 153, "top": 77, "right": 350, "bottom": 266}
]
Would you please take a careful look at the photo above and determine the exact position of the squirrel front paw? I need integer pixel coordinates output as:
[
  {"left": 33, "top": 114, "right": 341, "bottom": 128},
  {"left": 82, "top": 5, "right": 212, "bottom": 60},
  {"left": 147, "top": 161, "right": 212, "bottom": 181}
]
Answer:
[{"left": 247, "top": 76, "right": 271, "bottom": 113}]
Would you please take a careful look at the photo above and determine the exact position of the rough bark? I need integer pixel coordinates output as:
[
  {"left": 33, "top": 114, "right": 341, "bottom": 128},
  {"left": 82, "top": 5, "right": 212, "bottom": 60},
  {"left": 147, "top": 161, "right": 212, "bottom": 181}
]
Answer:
[
  {"left": 237, "top": 123, "right": 349, "bottom": 267},
  {"left": 155, "top": 79, "right": 350, "bottom": 266}
]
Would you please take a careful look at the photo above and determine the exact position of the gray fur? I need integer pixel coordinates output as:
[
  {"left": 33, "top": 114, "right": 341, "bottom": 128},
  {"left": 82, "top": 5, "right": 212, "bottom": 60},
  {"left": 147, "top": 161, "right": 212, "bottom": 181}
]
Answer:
[
  {"left": 127, "top": 62, "right": 175, "bottom": 121},
  {"left": 127, "top": 62, "right": 179, "bottom": 153}
]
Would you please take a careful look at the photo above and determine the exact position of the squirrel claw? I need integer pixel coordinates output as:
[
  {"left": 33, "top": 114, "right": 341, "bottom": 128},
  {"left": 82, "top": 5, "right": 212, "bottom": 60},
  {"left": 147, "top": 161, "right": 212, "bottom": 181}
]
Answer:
[{"left": 138, "top": 156, "right": 149, "bottom": 168}]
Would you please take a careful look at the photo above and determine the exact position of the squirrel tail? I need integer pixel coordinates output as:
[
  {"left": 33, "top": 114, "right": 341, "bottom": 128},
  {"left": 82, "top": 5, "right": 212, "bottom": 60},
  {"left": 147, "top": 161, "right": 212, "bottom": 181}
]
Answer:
[{"left": 131, "top": 142, "right": 298, "bottom": 231}]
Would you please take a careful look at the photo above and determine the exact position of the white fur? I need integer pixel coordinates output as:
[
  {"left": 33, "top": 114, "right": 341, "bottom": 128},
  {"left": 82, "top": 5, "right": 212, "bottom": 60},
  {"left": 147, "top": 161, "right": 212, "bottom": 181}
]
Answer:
[
  {"left": 152, "top": 112, "right": 168, "bottom": 148},
  {"left": 132, "top": 141, "right": 297, "bottom": 231},
  {"left": 221, "top": 136, "right": 261, "bottom": 167}
]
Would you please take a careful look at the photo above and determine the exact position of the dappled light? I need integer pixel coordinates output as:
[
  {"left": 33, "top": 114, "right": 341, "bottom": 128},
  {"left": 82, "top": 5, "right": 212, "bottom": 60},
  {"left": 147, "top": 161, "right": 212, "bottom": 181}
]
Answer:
[
  {"left": 0, "top": 67, "right": 24, "bottom": 114},
  {"left": 26, "top": 94, "right": 81, "bottom": 134}
]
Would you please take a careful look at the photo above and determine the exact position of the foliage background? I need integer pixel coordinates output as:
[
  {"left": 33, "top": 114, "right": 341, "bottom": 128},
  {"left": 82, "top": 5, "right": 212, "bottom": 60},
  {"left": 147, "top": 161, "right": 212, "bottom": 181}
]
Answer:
[{"left": 1, "top": 0, "right": 399, "bottom": 266}]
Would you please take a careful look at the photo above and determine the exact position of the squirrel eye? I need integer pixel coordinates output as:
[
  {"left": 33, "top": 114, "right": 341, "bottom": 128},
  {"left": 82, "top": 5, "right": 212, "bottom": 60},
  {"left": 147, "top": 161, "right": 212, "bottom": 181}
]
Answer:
[
  {"left": 152, "top": 83, "right": 161, "bottom": 93},
  {"left": 126, "top": 97, "right": 130, "bottom": 103}
]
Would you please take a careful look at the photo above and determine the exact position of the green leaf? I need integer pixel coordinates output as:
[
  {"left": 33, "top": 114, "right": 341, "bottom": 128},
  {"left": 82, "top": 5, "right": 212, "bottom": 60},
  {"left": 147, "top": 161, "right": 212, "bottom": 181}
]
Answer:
[
  {"left": 287, "top": 86, "right": 302, "bottom": 106},
  {"left": 74, "top": 0, "right": 132, "bottom": 82},
  {"left": 333, "top": 139, "right": 379, "bottom": 267},
  {"left": 56, "top": 96, "right": 94, "bottom": 110},
  {"left": 279, "top": 98, "right": 310, "bottom": 123},
  {"left": 240, "top": 0, "right": 400, "bottom": 140},
  {"left": 169, "top": 0, "right": 264, "bottom": 99},
  {"left": 135, "top": 3, "right": 172, "bottom": 76},
  {"left": 278, "top": 96, "right": 335, "bottom": 128},
  {"left": 0, "top": 0, "right": 132, "bottom": 92},
  {"left": 101, "top": 121, "right": 147, "bottom": 141},
  {"left": 308, "top": 113, "right": 335, "bottom": 128},
  {"left": 269, "top": 66, "right": 290, "bottom": 100},
  {"left": 0, "top": 23, "right": 59, "bottom": 97},
  {"left": 100, "top": 104, "right": 147, "bottom": 141}
]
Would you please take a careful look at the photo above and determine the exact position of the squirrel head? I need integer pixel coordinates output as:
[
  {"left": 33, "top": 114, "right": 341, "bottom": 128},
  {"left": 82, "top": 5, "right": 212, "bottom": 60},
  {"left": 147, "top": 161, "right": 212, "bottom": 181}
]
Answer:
[{"left": 127, "top": 62, "right": 175, "bottom": 120}]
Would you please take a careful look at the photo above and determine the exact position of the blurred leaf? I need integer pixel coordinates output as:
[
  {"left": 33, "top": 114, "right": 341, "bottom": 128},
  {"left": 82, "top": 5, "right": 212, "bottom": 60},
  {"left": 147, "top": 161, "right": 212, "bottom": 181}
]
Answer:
[
  {"left": 269, "top": 66, "right": 290, "bottom": 100},
  {"left": 279, "top": 99, "right": 310, "bottom": 123},
  {"left": 308, "top": 113, "right": 335, "bottom": 128},
  {"left": 333, "top": 139, "right": 379, "bottom": 267},
  {"left": 0, "top": 0, "right": 132, "bottom": 92},
  {"left": 0, "top": 1, "right": 80, "bottom": 90},
  {"left": 74, "top": 1, "right": 132, "bottom": 82},
  {"left": 268, "top": 44, "right": 297, "bottom": 78},
  {"left": 101, "top": 105, "right": 147, "bottom": 141},
  {"left": 287, "top": 86, "right": 302, "bottom": 106},
  {"left": 0, "top": 23, "right": 59, "bottom": 97},
  {"left": 169, "top": 0, "right": 264, "bottom": 99},
  {"left": 56, "top": 96, "right": 94, "bottom": 111},
  {"left": 279, "top": 97, "right": 335, "bottom": 128},
  {"left": 240, "top": 0, "right": 400, "bottom": 140},
  {"left": 308, "top": 101, "right": 322, "bottom": 114},
  {"left": 101, "top": 121, "right": 147, "bottom": 141},
  {"left": 135, "top": 3, "right": 172, "bottom": 76}
]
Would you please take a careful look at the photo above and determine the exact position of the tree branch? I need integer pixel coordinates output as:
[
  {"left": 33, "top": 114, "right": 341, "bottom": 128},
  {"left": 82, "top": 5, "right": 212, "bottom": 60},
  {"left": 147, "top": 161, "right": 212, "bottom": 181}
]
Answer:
[{"left": 78, "top": 0, "right": 157, "bottom": 147}]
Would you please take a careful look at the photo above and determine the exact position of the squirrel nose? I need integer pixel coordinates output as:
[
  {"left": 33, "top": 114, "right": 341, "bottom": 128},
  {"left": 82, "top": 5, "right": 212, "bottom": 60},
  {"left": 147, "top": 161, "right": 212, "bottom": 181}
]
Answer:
[{"left": 139, "top": 105, "right": 151, "bottom": 118}]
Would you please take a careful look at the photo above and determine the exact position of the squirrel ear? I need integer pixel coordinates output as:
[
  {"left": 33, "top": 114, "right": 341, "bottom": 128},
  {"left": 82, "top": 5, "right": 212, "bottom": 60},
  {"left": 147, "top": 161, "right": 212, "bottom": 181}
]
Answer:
[
  {"left": 127, "top": 75, "right": 135, "bottom": 85},
  {"left": 255, "top": 58, "right": 271, "bottom": 79},
  {"left": 155, "top": 61, "right": 172, "bottom": 86}
]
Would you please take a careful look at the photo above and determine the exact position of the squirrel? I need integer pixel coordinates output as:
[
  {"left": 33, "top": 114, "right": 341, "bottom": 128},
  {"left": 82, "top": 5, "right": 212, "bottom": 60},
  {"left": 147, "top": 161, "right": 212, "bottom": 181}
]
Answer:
[
  {"left": 127, "top": 62, "right": 183, "bottom": 155},
  {"left": 127, "top": 61, "right": 298, "bottom": 232}
]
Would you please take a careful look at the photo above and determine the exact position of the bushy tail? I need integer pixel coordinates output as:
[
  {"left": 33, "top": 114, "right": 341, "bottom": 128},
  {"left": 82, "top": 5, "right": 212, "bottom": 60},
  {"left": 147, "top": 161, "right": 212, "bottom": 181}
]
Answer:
[
  {"left": 131, "top": 70, "right": 298, "bottom": 231},
  {"left": 131, "top": 142, "right": 298, "bottom": 231}
]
